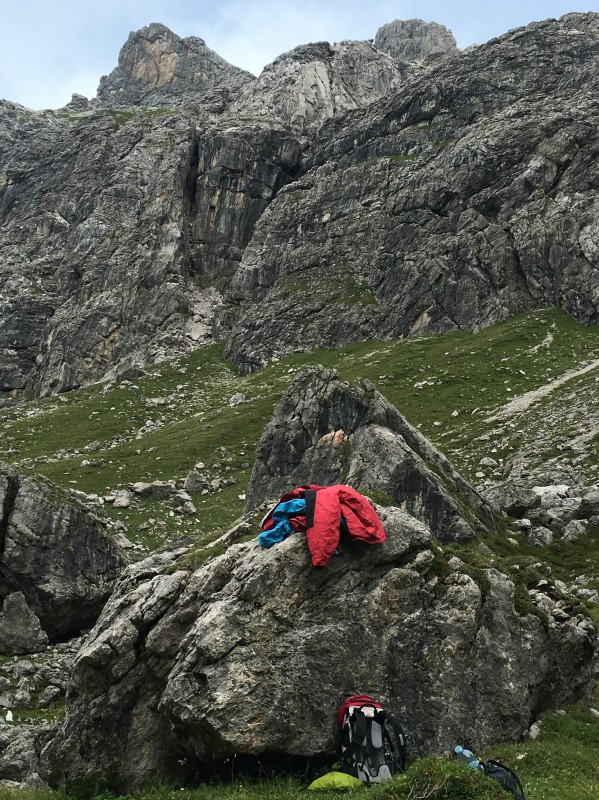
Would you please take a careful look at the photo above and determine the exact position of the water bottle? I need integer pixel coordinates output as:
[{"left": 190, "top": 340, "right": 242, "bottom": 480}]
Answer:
[{"left": 454, "top": 745, "right": 481, "bottom": 770}]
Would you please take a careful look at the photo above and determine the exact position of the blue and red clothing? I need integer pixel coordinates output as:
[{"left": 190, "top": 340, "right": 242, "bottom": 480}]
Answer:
[{"left": 259, "top": 484, "right": 386, "bottom": 568}]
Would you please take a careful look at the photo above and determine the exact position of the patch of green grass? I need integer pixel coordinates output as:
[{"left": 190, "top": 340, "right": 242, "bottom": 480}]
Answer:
[
  {"left": 388, "top": 153, "right": 418, "bottom": 164},
  {"left": 142, "top": 109, "right": 177, "bottom": 118},
  {"left": 433, "top": 138, "right": 455, "bottom": 152},
  {"left": 12, "top": 702, "right": 65, "bottom": 723},
  {"left": 109, "top": 110, "right": 136, "bottom": 126},
  {"left": 488, "top": 705, "right": 599, "bottom": 799},
  {"left": 342, "top": 277, "right": 377, "bottom": 307}
]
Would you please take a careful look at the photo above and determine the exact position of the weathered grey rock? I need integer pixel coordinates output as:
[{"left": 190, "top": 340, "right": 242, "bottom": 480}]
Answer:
[
  {"left": 96, "top": 23, "right": 254, "bottom": 109},
  {"left": 39, "top": 506, "right": 598, "bottom": 790},
  {"left": 580, "top": 488, "right": 599, "bottom": 519},
  {"left": 0, "top": 102, "right": 303, "bottom": 396},
  {"left": 374, "top": 19, "right": 459, "bottom": 65},
  {"left": 228, "top": 392, "right": 246, "bottom": 407},
  {"left": 112, "top": 490, "right": 132, "bottom": 509},
  {"left": 0, "top": 594, "right": 48, "bottom": 655},
  {"left": 482, "top": 483, "right": 541, "bottom": 517},
  {"left": 245, "top": 367, "right": 496, "bottom": 542},
  {"left": 131, "top": 480, "right": 176, "bottom": 498},
  {"left": 37, "top": 686, "right": 62, "bottom": 709},
  {"left": 0, "top": 725, "right": 51, "bottom": 783},
  {"left": 533, "top": 484, "right": 571, "bottom": 509},
  {"left": 227, "top": 39, "right": 408, "bottom": 134},
  {"left": 531, "top": 526, "right": 554, "bottom": 546},
  {"left": 182, "top": 469, "right": 208, "bottom": 494},
  {"left": 0, "top": 464, "right": 126, "bottom": 642},
  {"left": 172, "top": 491, "right": 195, "bottom": 514}
]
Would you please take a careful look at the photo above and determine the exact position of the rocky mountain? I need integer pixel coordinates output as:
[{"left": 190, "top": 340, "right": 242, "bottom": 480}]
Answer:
[
  {"left": 221, "top": 13, "right": 599, "bottom": 373},
  {"left": 0, "top": 10, "right": 536, "bottom": 395},
  {"left": 1, "top": 12, "right": 599, "bottom": 794}
]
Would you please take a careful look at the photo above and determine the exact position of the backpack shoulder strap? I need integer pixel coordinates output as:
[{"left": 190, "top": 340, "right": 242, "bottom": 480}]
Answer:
[
  {"left": 383, "top": 711, "right": 407, "bottom": 771},
  {"left": 481, "top": 759, "right": 526, "bottom": 800}
]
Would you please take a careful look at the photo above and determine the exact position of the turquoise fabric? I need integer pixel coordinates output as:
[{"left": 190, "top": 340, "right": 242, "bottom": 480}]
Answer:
[{"left": 258, "top": 498, "right": 306, "bottom": 548}]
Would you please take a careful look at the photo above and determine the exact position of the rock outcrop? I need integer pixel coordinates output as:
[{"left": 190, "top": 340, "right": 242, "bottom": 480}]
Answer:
[
  {"left": 245, "top": 367, "right": 495, "bottom": 541},
  {"left": 0, "top": 464, "right": 126, "bottom": 648},
  {"left": 96, "top": 23, "right": 254, "bottom": 110},
  {"left": 39, "top": 508, "right": 597, "bottom": 790},
  {"left": 227, "top": 40, "right": 408, "bottom": 134},
  {"left": 374, "top": 19, "right": 459, "bottom": 65}
]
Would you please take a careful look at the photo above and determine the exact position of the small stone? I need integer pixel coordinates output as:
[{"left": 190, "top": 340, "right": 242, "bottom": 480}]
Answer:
[
  {"left": 527, "top": 722, "right": 541, "bottom": 739},
  {"left": 479, "top": 456, "right": 498, "bottom": 467},
  {"left": 113, "top": 532, "right": 135, "bottom": 549},
  {"left": 37, "top": 685, "right": 62, "bottom": 708},
  {"left": 113, "top": 490, "right": 131, "bottom": 509}
]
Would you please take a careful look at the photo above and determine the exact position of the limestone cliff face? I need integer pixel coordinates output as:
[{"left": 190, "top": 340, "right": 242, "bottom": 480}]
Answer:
[
  {"left": 374, "top": 18, "right": 458, "bottom": 65},
  {"left": 2, "top": 15, "right": 599, "bottom": 394},
  {"left": 219, "top": 13, "right": 599, "bottom": 373}
]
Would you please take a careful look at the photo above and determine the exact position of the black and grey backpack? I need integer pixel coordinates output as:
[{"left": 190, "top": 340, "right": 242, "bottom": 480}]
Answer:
[{"left": 336, "top": 694, "right": 407, "bottom": 784}]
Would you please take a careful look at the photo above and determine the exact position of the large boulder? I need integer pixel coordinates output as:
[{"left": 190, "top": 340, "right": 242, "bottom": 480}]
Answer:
[
  {"left": 39, "top": 507, "right": 597, "bottom": 790},
  {"left": 0, "top": 464, "right": 126, "bottom": 648},
  {"left": 245, "top": 367, "right": 496, "bottom": 541},
  {"left": 0, "top": 593, "right": 48, "bottom": 655}
]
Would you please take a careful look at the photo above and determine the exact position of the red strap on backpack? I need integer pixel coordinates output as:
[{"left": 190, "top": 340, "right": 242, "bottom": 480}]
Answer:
[{"left": 336, "top": 694, "right": 383, "bottom": 728}]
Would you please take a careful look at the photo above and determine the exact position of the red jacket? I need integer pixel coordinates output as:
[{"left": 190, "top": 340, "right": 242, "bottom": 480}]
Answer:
[{"left": 261, "top": 484, "right": 386, "bottom": 568}]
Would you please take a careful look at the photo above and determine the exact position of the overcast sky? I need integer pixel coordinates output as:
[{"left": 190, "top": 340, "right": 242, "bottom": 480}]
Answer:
[{"left": 2, "top": 0, "right": 598, "bottom": 109}]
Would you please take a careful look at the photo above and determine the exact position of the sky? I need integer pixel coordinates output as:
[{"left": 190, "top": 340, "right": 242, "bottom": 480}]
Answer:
[{"left": 1, "top": 0, "right": 599, "bottom": 110}]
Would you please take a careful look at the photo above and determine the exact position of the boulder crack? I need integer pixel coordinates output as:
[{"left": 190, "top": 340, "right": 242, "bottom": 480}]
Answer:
[{"left": 0, "top": 472, "right": 19, "bottom": 555}]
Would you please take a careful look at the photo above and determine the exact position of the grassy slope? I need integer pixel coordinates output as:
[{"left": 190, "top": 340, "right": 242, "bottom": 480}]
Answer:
[
  {"left": 2, "top": 308, "right": 599, "bottom": 553},
  {"left": 1, "top": 308, "right": 599, "bottom": 797}
]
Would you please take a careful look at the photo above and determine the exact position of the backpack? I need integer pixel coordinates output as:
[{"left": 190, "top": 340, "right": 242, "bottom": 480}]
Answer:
[
  {"left": 480, "top": 759, "right": 526, "bottom": 800},
  {"left": 336, "top": 694, "right": 407, "bottom": 784}
]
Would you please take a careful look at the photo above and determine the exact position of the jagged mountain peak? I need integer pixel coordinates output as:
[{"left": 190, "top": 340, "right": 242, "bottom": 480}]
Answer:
[
  {"left": 95, "top": 21, "right": 255, "bottom": 110},
  {"left": 374, "top": 17, "right": 459, "bottom": 64}
]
